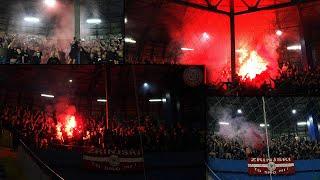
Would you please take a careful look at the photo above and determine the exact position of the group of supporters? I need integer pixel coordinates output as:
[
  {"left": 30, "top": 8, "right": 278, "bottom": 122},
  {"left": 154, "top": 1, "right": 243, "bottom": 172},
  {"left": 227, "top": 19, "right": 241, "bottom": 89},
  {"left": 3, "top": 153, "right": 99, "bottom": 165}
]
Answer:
[
  {"left": 0, "top": 104, "right": 105, "bottom": 149},
  {"left": 272, "top": 64, "right": 320, "bottom": 95},
  {"left": 0, "top": 34, "right": 124, "bottom": 64},
  {"left": 209, "top": 62, "right": 320, "bottom": 96},
  {"left": 207, "top": 133, "right": 320, "bottom": 160},
  {"left": 0, "top": 103, "right": 202, "bottom": 152}
]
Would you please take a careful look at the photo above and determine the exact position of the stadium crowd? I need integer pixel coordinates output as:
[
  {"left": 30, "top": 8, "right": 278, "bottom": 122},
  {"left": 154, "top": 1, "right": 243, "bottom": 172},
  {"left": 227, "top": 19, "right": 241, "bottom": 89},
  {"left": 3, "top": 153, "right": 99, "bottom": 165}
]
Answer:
[
  {"left": 208, "top": 133, "right": 320, "bottom": 160},
  {"left": 208, "top": 62, "right": 320, "bottom": 96},
  {"left": 272, "top": 64, "right": 320, "bottom": 95},
  {"left": 0, "top": 33, "right": 124, "bottom": 64},
  {"left": 0, "top": 103, "right": 201, "bottom": 152}
]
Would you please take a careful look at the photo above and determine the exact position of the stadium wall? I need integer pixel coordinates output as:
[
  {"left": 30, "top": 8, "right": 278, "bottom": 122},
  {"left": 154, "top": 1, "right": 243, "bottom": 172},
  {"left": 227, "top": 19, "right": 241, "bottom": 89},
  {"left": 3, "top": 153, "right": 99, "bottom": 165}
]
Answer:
[
  {"left": 36, "top": 149, "right": 205, "bottom": 180},
  {"left": 208, "top": 158, "right": 320, "bottom": 180}
]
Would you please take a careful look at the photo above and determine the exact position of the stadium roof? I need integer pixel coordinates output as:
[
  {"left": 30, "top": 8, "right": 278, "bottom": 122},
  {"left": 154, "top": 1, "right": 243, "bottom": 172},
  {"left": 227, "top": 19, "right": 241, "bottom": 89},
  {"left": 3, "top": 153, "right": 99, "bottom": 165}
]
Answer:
[{"left": 173, "top": 0, "right": 318, "bottom": 14}]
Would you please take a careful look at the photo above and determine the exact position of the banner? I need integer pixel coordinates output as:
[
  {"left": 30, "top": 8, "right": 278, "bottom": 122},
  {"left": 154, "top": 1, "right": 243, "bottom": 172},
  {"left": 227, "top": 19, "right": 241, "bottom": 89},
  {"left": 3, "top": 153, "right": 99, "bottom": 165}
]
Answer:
[
  {"left": 248, "top": 157, "right": 295, "bottom": 175},
  {"left": 83, "top": 148, "right": 144, "bottom": 172}
]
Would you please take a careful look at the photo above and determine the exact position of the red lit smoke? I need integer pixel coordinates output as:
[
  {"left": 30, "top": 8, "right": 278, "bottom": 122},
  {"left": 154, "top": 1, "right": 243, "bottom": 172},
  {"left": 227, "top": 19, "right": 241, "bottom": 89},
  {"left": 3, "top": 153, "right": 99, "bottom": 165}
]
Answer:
[
  {"left": 53, "top": 97, "right": 83, "bottom": 140},
  {"left": 170, "top": 8, "right": 231, "bottom": 84},
  {"left": 170, "top": 3, "right": 281, "bottom": 87},
  {"left": 45, "top": 2, "right": 74, "bottom": 51},
  {"left": 235, "top": 11, "right": 280, "bottom": 87}
]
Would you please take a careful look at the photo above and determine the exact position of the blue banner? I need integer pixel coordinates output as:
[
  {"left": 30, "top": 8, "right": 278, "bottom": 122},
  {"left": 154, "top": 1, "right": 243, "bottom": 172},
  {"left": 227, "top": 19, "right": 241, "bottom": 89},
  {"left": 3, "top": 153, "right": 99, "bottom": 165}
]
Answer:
[{"left": 208, "top": 158, "right": 320, "bottom": 180}]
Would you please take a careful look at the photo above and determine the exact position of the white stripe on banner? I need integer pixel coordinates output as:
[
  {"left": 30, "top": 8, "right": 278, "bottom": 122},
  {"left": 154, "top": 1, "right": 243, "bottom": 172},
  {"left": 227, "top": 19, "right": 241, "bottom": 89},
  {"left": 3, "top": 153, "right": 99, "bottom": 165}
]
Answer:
[
  {"left": 248, "top": 163, "right": 294, "bottom": 168},
  {"left": 83, "top": 155, "right": 144, "bottom": 163}
]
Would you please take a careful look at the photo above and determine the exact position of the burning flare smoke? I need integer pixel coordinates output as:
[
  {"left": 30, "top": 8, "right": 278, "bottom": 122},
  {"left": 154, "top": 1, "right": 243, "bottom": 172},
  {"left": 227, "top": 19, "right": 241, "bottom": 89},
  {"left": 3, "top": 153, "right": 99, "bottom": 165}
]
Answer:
[
  {"left": 237, "top": 48, "right": 268, "bottom": 80},
  {"left": 52, "top": 97, "right": 82, "bottom": 141},
  {"left": 56, "top": 115, "right": 77, "bottom": 139},
  {"left": 65, "top": 115, "right": 77, "bottom": 137},
  {"left": 167, "top": 5, "right": 280, "bottom": 86}
]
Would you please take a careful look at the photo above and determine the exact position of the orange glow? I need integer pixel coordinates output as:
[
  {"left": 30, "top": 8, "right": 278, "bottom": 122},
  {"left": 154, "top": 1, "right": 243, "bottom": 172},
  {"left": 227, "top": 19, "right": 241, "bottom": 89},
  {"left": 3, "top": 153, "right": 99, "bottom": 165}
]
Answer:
[
  {"left": 65, "top": 115, "right": 76, "bottom": 137},
  {"left": 237, "top": 48, "right": 268, "bottom": 80},
  {"left": 56, "top": 115, "right": 77, "bottom": 140},
  {"left": 56, "top": 123, "right": 63, "bottom": 140}
]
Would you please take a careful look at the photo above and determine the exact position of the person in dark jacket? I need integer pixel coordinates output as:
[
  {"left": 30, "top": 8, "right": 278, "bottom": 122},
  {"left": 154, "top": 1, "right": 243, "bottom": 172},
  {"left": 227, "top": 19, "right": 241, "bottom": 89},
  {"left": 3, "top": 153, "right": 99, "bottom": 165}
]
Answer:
[
  {"left": 32, "top": 46, "right": 42, "bottom": 64},
  {"left": 47, "top": 50, "right": 61, "bottom": 64},
  {"left": 69, "top": 37, "right": 80, "bottom": 64}
]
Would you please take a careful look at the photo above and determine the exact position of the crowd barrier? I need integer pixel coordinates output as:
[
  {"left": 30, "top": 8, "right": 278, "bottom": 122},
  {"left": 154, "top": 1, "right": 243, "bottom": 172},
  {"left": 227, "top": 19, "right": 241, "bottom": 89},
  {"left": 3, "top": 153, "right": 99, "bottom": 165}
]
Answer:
[
  {"left": 18, "top": 140, "right": 65, "bottom": 180},
  {"left": 0, "top": 126, "right": 64, "bottom": 180},
  {"left": 208, "top": 158, "right": 320, "bottom": 180}
]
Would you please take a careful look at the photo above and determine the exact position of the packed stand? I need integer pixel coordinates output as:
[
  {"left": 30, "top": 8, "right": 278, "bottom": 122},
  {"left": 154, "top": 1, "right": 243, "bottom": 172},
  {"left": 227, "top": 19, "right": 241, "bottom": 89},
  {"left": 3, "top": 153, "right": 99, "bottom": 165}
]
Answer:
[
  {"left": 208, "top": 133, "right": 320, "bottom": 160},
  {"left": 271, "top": 63, "right": 320, "bottom": 95},
  {"left": 207, "top": 62, "right": 320, "bottom": 96},
  {"left": 80, "top": 34, "right": 124, "bottom": 64},
  {"left": 0, "top": 33, "right": 124, "bottom": 64},
  {"left": 0, "top": 104, "right": 106, "bottom": 150},
  {"left": 108, "top": 115, "right": 203, "bottom": 152},
  {"left": 0, "top": 104, "right": 202, "bottom": 152}
]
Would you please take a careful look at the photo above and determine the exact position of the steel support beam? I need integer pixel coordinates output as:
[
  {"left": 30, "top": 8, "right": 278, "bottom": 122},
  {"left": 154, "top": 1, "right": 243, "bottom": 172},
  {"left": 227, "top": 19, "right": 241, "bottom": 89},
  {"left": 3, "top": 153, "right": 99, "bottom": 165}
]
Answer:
[
  {"left": 172, "top": 0, "right": 319, "bottom": 16},
  {"left": 230, "top": 0, "right": 236, "bottom": 82},
  {"left": 172, "top": 0, "right": 230, "bottom": 15},
  {"left": 235, "top": 0, "right": 319, "bottom": 15}
]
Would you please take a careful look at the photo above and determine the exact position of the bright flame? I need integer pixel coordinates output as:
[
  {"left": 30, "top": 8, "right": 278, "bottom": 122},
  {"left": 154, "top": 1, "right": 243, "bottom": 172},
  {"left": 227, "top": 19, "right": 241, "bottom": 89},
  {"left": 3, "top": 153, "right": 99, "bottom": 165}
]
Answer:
[
  {"left": 65, "top": 115, "right": 76, "bottom": 137},
  {"left": 56, "top": 123, "right": 63, "bottom": 140},
  {"left": 237, "top": 48, "right": 268, "bottom": 80}
]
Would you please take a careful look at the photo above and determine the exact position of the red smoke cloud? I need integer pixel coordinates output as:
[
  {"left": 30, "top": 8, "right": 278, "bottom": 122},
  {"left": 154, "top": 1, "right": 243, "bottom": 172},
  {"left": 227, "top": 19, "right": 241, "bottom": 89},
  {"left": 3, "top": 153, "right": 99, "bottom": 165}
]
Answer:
[
  {"left": 170, "top": 3, "right": 281, "bottom": 87},
  {"left": 44, "top": 1, "right": 74, "bottom": 51},
  {"left": 235, "top": 11, "right": 280, "bottom": 87},
  {"left": 54, "top": 97, "right": 83, "bottom": 140},
  {"left": 170, "top": 9, "right": 231, "bottom": 84}
]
